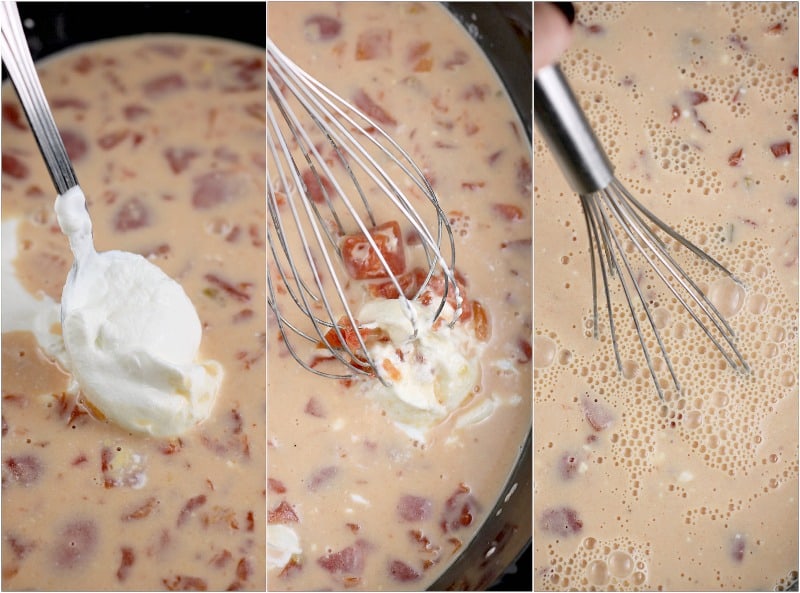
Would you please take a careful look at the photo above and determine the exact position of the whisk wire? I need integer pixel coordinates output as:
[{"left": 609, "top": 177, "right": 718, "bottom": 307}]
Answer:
[
  {"left": 267, "top": 38, "right": 461, "bottom": 380},
  {"left": 535, "top": 63, "right": 749, "bottom": 398}
]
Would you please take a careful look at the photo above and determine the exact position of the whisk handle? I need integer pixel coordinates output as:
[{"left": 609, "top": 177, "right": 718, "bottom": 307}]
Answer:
[{"left": 534, "top": 63, "right": 613, "bottom": 195}]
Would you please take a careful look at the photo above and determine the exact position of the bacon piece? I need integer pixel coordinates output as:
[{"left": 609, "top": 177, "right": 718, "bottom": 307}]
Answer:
[
  {"left": 771, "top": 141, "right": 791, "bottom": 158},
  {"left": 116, "top": 546, "right": 135, "bottom": 581},
  {"left": 352, "top": 89, "right": 397, "bottom": 127},
  {"left": 176, "top": 495, "right": 207, "bottom": 527},
  {"left": 304, "top": 397, "right": 326, "bottom": 418},
  {"left": 204, "top": 273, "right": 252, "bottom": 302},
  {"left": 472, "top": 301, "right": 490, "bottom": 342},
  {"left": 98, "top": 129, "right": 130, "bottom": 150},
  {"left": 356, "top": 28, "right": 392, "bottom": 60},
  {"left": 144, "top": 73, "right": 186, "bottom": 98},
  {"left": 728, "top": 148, "right": 744, "bottom": 167},
  {"left": 236, "top": 557, "right": 252, "bottom": 581},
  {"left": 2, "top": 153, "right": 28, "bottom": 179},
  {"left": 7, "top": 534, "right": 35, "bottom": 560},
  {"left": 301, "top": 168, "right": 335, "bottom": 203},
  {"left": 518, "top": 338, "right": 533, "bottom": 363},
  {"left": 2, "top": 454, "right": 41, "bottom": 486},
  {"left": 2, "top": 102, "right": 26, "bottom": 130},
  {"left": 124, "top": 104, "right": 150, "bottom": 121},
  {"left": 517, "top": 156, "right": 532, "bottom": 195},
  {"left": 341, "top": 220, "right": 406, "bottom": 280},
  {"left": 443, "top": 49, "right": 469, "bottom": 70},
  {"left": 304, "top": 15, "right": 342, "bottom": 42},
  {"left": 687, "top": 90, "right": 709, "bottom": 105},
  {"left": 268, "top": 478, "right": 287, "bottom": 494},
  {"left": 440, "top": 483, "right": 480, "bottom": 533},
  {"left": 220, "top": 57, "right": 264, "bottom": 92},
  {"left": 389, "top": 559, "right": 421, "bottom": 582},
  {"left": 540, "top": 506, "right": 583, "bottom": 537},
  {"left": 462, "top": 83, "right": 489, "bottom": 101},
  {"left": 122, "top": 496, "right": 159, "bottom": 521},
  {"left": 397, "top": 495, "right": 432, "bottom": 522},
  {"left": 165, "top": 147, "right": 200, "bottom": 174},
  {"left": 162, "top": 575, "right": 208, "bottom": 591},
  {"left": 268, "top": 501, "right": 299, "bottom": 524},
  {"left": 492, "top": 203, "right": 524, "bottom": 222}
]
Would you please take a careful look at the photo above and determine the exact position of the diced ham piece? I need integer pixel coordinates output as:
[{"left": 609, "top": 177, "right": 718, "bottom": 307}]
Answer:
[
  {"left": 3, "top": 102, "right": 27, "bottom": 130},
  {"left": 113, "top": 197, "right": 151, "bottom": 232},
  {"left": 53, "top": 519, "right": 98, "bottom": 568},
  {"left": 61, "top": 129, "right": 88, "bottom": 161},
  {"left": 143, "top": 73, "right": 186, "bottom": 99},
  {"left": 397, "top": 495, "right": 433, "bottom": 522},
  {"left": 303, "top": 15, "right": 342, "bottom": 42},
  {"left": 2, "top": 153, "right": 28, "bottom": 179},
  {"left": 389, "top": 559, "right": 421, "bottom": 582},
  {"left": 540, "top": 506, "right": 583, "bottom": 537},
  {"left": 583, "top": 396, "right": 614, "bottom": 431},
  {"left": 2, "top": 454, "right": 42, "bottom": 486},
  {"left": 317, "top": 540, "right": 369, "bottom": 575},
  {"left": 307, "top": 465, "right": 338, "bottom": 491}
]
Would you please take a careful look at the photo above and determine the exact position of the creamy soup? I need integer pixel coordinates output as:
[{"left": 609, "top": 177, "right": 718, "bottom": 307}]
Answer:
[
  {"left": 534, "top": 2, "right": 798, "bottom": 590},
  {"left": 267, "top": 2, "right": 532, "bottom": 590},
  {"left": 1, "top": 35, "right": 266, "bottom": 589}
]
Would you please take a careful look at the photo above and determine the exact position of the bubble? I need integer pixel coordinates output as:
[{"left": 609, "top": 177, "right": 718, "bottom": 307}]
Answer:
[
  {"left": 586, "top": 559, "right": 610, "bottom": 586},
  {"left": 685, "top": 410, "right": 703, "bottom": 429},
  {"left": 608, "top": 550, "right": 634, "bottom": 578},
  {"left": 534, "top": 335, "right": 557, "bottom": 368},
  {"left": 708, "top": 277, "right": 746, "bottom": 317},
  {"left": 747, "top": 293, "right": 768, "bottom": 314}
]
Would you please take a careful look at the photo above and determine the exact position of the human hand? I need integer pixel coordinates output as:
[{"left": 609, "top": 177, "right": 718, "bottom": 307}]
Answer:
[{"left": 534, "top": 2, "right": 574, "bottom": 74}]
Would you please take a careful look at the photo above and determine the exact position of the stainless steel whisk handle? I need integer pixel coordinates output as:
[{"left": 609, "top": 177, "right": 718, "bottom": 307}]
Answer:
[
  {"left": 534, "top": 63, "right": 613, "bottom": 196},
  {"left": 0, "top": 2, "right": 78, "bottom": 195}
]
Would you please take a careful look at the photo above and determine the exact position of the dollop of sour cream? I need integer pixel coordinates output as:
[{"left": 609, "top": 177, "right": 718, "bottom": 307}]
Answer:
[
  {"left": 355, "top": 299, "right": 485, "bottom": 442},
  {"left": 53, "top": 186, "right": 222, "bottom": 436}
]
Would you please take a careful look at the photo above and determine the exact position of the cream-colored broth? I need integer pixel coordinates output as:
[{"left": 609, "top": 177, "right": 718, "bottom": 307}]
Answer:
[
  {"left": 1, "top": 35, "right": 266, "bottom": 590},
  {"left": 534, "top": 2, "right": 798, "bottom": 590},
  {"left": 267, "top": 2, "right": 532, "bottom": 590}
]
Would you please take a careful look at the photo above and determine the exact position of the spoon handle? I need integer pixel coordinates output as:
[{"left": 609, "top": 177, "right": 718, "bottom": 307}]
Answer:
[{"left": 1, "top": 2, "right": 78, "bottom": 194}]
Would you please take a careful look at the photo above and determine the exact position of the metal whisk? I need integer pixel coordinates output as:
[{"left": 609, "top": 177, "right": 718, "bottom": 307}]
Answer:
[
  {"left": 267, "top": 39, "right": 461, "bottom": 381},
  {"left": 534, "top": 64, "right": 749, "bottom": 399}
]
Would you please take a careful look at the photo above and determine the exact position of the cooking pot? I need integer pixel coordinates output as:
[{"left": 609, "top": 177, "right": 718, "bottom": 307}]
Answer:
[
  {"left": 430, "top": 3, "right": 532, "bottom": 591},
  {"left": 7, "top": 2, "right": 532, "bottom": 590}
]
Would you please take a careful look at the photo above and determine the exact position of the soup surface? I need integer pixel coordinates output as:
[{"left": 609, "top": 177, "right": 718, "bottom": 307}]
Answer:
[
  {"left": 534, "top": 2, "right": 798, "bottom": 591},
  {"left": 267, "top": 2, "right": 532, "bottom": 590},
  {"left": 1, "top": 35, "right": 266, "bottom": 590}
]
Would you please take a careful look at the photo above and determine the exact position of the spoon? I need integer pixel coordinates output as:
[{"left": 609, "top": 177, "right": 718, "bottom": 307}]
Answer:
[{"left": 0, "top": 2, "right": 223, "bottom": 436}]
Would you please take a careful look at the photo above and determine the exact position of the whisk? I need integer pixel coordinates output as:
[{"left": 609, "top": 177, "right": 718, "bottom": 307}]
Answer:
[
  {"left": 534, "top": 64, "right": 749, "bottom": 400},
  {"left": 266, "top": 39, "right": 461, "bottom": 382}
]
